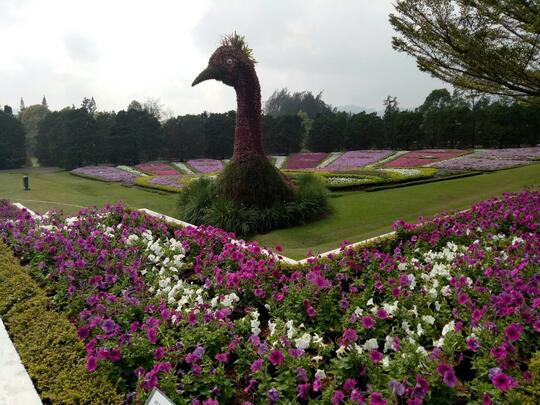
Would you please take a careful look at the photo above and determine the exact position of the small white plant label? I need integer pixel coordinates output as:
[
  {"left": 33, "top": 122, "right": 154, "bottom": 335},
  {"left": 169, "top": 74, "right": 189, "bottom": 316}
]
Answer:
[{"left": 145, "top": 388, "right": 175, "bottom": 405}]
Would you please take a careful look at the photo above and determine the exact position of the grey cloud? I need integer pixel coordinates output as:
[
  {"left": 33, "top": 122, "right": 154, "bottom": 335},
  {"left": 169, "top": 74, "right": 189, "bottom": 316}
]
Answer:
[
  {"left": 194, "top": 0, "right": 447, "bottom": 110},
  {"left": 64, "top": 32, "right": 100, "bottom": 63}
]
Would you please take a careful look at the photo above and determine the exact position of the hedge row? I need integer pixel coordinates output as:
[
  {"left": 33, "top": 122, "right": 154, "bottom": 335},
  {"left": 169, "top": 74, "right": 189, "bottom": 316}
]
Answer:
[{"left": 0, "top": 241, "right": 124, "bottom": 404}]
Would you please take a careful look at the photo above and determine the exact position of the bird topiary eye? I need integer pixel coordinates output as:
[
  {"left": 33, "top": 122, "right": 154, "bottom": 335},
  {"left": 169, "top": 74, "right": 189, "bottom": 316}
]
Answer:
[{"left": 226, "top": 58, "right": 233, "bottom": 65}]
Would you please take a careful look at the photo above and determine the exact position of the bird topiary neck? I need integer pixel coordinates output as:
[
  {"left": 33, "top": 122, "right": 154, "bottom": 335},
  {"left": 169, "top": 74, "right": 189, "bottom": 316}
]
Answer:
[{"left": 233, "top": 68, "right": 265, "bottom": 161}]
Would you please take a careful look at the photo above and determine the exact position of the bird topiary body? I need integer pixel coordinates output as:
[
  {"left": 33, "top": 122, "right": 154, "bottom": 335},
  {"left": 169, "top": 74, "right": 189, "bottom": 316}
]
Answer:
[{"left": 192, "top": 33, "right": 294, "bottom": 208}]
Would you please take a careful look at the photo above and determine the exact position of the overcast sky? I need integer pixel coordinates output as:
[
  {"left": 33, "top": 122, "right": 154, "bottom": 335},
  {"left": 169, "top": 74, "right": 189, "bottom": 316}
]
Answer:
[{"left": 0, "top": 0, "right": 448, "bottom": 115}]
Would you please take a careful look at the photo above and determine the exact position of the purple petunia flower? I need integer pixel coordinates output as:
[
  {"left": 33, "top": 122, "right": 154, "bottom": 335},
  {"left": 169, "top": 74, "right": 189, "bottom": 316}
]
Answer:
[
  {"left": 268, "top": 388, "right": 280, "bottom": 403},
  {"left": 331, "top": 390, "right": 345, "bottom": 404},
  {"left": 369, "top": 349, "right": 382, "bottom": 363},
  {"left": 370, "top": 391, "right": 387, "bottom": 405},
  {"left": 250, "top": 359, "right": 264, "bottom": 373},
  {"left": 491, "top": 372, "right": 516, "bottom": 392},
  {"left": 268, "top": 349, "right": 285, "bottom": 366},
  {"left": 362, "top": 316, "right": 375, "bottom": 329},
  {"left": 504, "top": 323, "right": 523, "bottom": 341}
]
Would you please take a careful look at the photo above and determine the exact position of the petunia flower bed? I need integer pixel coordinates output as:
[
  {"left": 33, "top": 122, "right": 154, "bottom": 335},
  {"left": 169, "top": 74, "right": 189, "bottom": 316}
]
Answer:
[
  {"left": 326, "top": 150, "right": 394, "bottom": 171},
  {"left": 135, "top": 162, "right": 179, "bottom": 176},
  {"left": 0, "top": 190, "right": 539, "bottom": 404},
  {"left": 71, "top": 166, "right": 137, "bottom": 184},
  {"left": 286, "top": 153, "right": 328, "bottom": 169},
  {"left": 187, "top": 159, "right": 224, "bottom": 174},
  {"left": 384, "top": 150, "right": 468, "bottom": 168}
]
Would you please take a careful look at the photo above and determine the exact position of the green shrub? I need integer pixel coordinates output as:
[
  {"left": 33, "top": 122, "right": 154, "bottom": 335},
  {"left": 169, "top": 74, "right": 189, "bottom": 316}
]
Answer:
[
  {"left": 214, "top": 156, "right": 294, "bottom": 208},
  {"left": 177, "top": 173, "right": 330, "bottom": 236},
  {"left": 0, "top": 242, "right": 124, "bottom": 404}
]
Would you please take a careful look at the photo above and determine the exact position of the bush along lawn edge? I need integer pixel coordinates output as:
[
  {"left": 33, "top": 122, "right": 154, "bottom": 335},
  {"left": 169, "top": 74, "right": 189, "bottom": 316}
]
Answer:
[{"left": 0, "top": 241, "right": 125, "bottom": 404}]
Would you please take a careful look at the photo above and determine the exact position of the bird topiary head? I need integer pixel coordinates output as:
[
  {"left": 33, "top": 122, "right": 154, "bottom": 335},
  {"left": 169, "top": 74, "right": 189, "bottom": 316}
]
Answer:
[{"left": 192, "top": 32, "right": 257, "bottom": 88}]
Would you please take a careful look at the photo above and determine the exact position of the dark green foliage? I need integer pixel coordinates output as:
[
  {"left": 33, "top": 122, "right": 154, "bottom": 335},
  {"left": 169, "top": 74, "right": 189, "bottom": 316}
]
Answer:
[
  {"left": 390, "top": 0, "right": 540, "bottom": 98},
  {"left": 306, "top": 112, "right": 348, "bottom": 152},
  {"left": 108, "top": 108, "right": 162, "bottom": 164},
  {"left": 0, "top": 109, "right": 26, "bottom": 169},
  {"left": 214, "top": 156, "right": 294, "bottom": 208},
  {"left": 0, "top": 242, "right": 124, "bottom": 404},
  {"left": 35, "top": 108, "right": 99, "bottom": 169},
  {"left": 344, "top": 112, "right": 384, "bottom": 149},
  {"left": 262, "top": 114, "right": 303, "bottom": 154},
  {"left": 265, "top": 88, "right": 333, "bottom": 119},
  {"left": 178, "top": 173, "right": 330, "bottom": 236},
  {"left": 162, "top": 114, "right": 206, "bottom": 160},
  {"left": 203, "top": 111, "right": 236, "bottom": 159}
]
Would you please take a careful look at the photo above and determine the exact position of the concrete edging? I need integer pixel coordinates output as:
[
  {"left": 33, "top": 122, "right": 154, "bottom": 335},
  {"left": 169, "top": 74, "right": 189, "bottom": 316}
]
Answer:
[{"left": 0, "top": 319, "right": 42, "bottom": 405}]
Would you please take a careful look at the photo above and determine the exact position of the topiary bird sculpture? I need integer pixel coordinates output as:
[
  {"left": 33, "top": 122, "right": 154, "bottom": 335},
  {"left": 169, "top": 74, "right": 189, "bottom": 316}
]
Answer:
[{"left": 192, "top": 33, "right": 293, "bottom": 208}]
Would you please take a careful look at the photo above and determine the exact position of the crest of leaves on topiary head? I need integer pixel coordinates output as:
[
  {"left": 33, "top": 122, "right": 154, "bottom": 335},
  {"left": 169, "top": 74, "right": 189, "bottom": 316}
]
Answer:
[{"left": 220, "top": 32, "right": 257, "bottom": 63}]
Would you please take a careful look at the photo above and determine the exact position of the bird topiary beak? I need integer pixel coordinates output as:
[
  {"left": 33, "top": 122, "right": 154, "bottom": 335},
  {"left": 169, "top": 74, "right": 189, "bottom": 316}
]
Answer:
[{"left": 192, "top": 66, "right": 222, "bottom": 86}]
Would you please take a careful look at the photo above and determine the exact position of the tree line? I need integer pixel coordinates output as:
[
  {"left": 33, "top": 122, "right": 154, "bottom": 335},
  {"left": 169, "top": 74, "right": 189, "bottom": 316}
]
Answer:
[{"left": 1, "top": 88, "right": 538, "bottom": 170}]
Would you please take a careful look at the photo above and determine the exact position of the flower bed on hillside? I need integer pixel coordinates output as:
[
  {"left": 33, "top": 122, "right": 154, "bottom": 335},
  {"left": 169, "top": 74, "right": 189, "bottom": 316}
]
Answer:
[
  {"left": 187, "top": 159, "right": 224, "bottom": 174},
  {"left": 473, "top": 148, "right": 540, "bottom": 160},
  {"left": 135, "top": 175, "right": 185, "bottom": 192},
  {"left": 384, "top": 150, "right": 468, "bottom": 168},
  {"left": 286, "top": 153, "right": 328, "bottom": 169},
  {"left": 0, "top": 190, "right": 539, "bottom": 404},
  {"left": 285, "top": 167, "right": 438, "bottom": 190},
  {"left": 71, "top": 166, "right": 137, "bottom": 184},
  {"left": 326, "top": 150, "right": 393, "bottom": 171},
  {"left": 135, "top": 162, "right": 179, "bottom": 175},
  {"left": 432, "top": 156, "right": 534, "bottom": 171}
]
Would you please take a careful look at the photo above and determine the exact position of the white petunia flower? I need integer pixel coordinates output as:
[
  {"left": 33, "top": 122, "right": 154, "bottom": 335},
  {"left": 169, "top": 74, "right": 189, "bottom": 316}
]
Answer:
[
  {"left": 315, "top": 369, "right": 326, "bottom": 379},
  {"left": 295, "top": 333, "right": 311, "bottom": 350},
  {"left": 442, "top": 321, "right": 455, "bottom": 336},
  {"left": 364, "top": 338, "right": 378, "bottom": 351},
  {"left": 422, "top": 315, "right": 435, "bottom": 325}
]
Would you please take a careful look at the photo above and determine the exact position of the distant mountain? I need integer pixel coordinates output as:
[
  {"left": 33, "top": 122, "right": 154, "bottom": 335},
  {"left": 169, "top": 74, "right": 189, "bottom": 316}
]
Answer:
[{"left": 335, "top": 105, "right": 380, "bottom": 115}]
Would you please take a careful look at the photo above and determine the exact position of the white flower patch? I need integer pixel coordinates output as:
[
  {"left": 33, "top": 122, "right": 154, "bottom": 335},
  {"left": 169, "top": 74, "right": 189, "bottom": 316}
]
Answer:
[
  {"left": 117, "top": 165, "right": 148, "bottom": 176},
  {"left": 221, "top": 293, "right": 239, "bottom": 307},
  {"left": 364, "top": 338, "right": 378, "bottom": 351},
  {"left": 317, "top": 152, "right": 343, "bottom": 168},
  {"left": 380, "top": 168, "right": 421, "bottom": 176},
  {"left": 172, "top": 162, "right": 194, "bottom": 174},
  {"left": 250, "top": 311, "right": 261, "bottom": 336},
  {"left": 442, "top": 321, "right": 455, "bottom": 336},
  {"left": 295, "top": 333, "right": 311, "bottom": 349},
  {"left": 273, "top": 156, "right": 287, "bottom": 169},
  {"left": 422, "top": 315, "right": 435, "bottom": 325}
]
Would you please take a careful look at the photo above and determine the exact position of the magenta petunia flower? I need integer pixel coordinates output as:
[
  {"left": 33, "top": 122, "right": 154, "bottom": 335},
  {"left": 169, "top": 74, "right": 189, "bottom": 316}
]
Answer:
[
  {"left": 370, "top": 391, "right": 387, "bottom": 405},
  {"left": 362, "top": 316, "right": 375, "bottom": 329},
  {"left": 250, "top": 359, "right": 264, "bottom": 373},
  {"left": 504, "top": 323, "right": 523, "bottom": 341},
  {"left": 369, "top": 349, "right": 383, "bottom": 363},
  {"left": 268, "top": 349, "right": 285, "bottom": 366},
  {"left": 491, "top": 372, "right": 516, "bottom": 392},
  {"left": 331, "top": 390, "right": 345, "bottom": 404}
]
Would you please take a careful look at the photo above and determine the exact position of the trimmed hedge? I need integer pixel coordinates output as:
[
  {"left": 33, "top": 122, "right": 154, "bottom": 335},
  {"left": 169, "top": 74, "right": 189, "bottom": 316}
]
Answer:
[{"left": 0, "top": 241, "right": 124, "bottom": 404}]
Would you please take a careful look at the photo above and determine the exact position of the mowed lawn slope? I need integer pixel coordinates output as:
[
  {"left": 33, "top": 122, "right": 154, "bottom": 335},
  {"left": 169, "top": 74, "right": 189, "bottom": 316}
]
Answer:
[
  {"left": 0, "top": 169, "right": 179, "bottom": 216},
  {"left": 253, "top": 164, "right": 540, "bottom": 258},
  {"left": 1, "top": 164, "right": 539, "bottom": 259}
]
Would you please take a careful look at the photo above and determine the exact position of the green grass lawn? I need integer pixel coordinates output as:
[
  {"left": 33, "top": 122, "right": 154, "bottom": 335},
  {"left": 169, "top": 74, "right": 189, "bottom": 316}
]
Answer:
[
  {"left": 252, "top": 164, "right": 540, "bottom": 259},
  {"left": 1, "top": 164, "right": 539, "bottom": 259},
  {"left": 0, "top": 169, "right": 179, "bottom": 217}
]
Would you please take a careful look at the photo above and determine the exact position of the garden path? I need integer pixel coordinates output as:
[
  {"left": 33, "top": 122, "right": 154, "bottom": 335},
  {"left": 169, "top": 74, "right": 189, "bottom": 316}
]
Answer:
[{"left": 0, "top": 319, "right": 42, "bottom": 405}]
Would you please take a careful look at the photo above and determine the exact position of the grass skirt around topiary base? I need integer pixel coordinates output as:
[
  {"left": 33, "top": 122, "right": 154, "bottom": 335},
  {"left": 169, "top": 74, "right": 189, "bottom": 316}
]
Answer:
[
  {"left": 214, "top": 156, "right": 295, "bottom": 208},
  {"left": 177, "top": 169, "right": 331, "bottom": 236}
]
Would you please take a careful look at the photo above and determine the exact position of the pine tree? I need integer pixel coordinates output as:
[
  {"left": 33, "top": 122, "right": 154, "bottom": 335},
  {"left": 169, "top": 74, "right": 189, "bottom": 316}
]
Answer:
[
  {"left": 42, "top": 96, "right": 48, "bottom": 107},
  {"left": 20, "top": 98, "right": 26, "bottom": 111}
]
